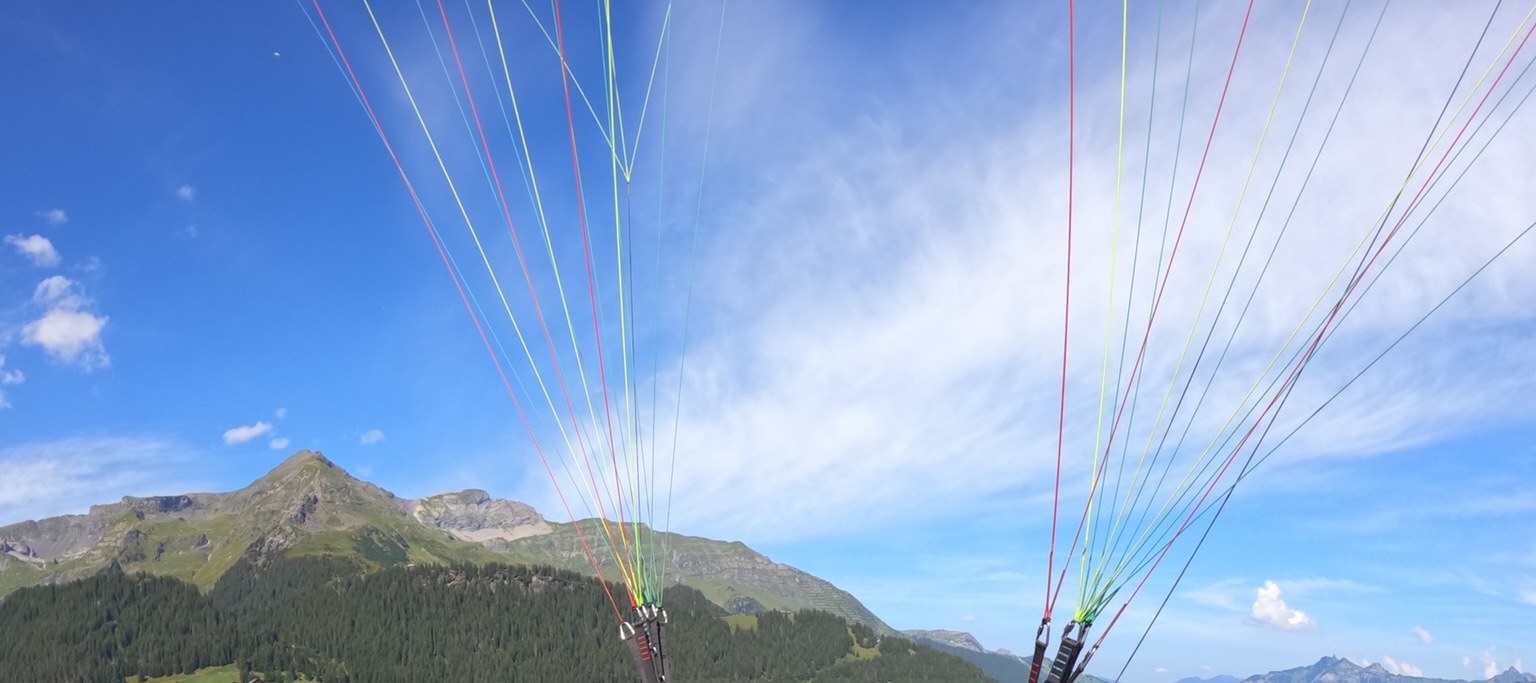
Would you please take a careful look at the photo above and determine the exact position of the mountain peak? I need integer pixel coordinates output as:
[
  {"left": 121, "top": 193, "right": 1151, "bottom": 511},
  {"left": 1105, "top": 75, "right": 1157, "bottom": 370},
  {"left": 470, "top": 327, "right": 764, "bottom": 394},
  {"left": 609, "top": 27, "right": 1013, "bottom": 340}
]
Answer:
[{"left": 274, "top": 449, "right": 335, "bottom": 473}]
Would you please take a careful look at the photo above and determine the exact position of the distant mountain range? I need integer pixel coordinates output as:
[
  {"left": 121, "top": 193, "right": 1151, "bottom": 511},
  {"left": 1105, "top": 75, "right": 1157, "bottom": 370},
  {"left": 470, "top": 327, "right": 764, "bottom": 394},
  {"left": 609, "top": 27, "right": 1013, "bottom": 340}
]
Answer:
[
  {"left": 1241, "top": 657, "right": 1535, "bottom": 683},
  {"left": 0, "top": 449, "right": 887, "bottom": 631},
  {"left": 894, "top": 634, "right": 1534, "bottom": 683}
]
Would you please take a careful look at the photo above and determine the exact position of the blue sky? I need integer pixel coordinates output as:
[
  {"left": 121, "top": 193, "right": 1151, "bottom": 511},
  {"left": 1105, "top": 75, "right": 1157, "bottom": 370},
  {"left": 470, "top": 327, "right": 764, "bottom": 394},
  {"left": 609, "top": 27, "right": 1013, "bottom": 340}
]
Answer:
[{"left": 3, "top": 1, "right": 1535, "bottom": 681}]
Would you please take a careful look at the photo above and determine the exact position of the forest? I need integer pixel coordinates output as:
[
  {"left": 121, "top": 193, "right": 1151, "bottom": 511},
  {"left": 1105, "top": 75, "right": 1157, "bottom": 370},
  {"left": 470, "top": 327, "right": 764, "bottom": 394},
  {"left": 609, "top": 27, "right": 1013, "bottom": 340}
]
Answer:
[{"left": 0, "top": 556, "right": 993, "bottom": 683}]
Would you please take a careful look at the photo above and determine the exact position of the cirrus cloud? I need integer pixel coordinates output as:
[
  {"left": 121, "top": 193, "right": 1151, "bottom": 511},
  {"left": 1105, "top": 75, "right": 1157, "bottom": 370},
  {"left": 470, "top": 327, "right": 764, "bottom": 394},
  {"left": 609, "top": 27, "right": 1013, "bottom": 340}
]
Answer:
[{"left": 360, "top": 429, "right": 385, "bottom": 446}]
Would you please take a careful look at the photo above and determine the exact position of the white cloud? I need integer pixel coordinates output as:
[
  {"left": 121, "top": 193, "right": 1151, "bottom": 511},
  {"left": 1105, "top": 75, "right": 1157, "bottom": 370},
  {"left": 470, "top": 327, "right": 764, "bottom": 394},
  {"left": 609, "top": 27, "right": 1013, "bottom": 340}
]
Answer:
[
  {"left": 962, "top": 614, "right": 976, "bottom": 623},
  {"left": 1182, "top": 578, "right": 1250, "bottom": 610},
  {"left": 21, "top": 276, "right": 109, "bottom": 369},
  {"left": 626, "top": 1, "right": 1536, "bottom": 544},
  {"left": 1156, "top": 668, "right": 1169, "bottom": 674},
  {"left": 0, "top": 436, "right": 204, "bottom": 523},
  {"left": 0, "top": 355, "right": 23, "bottom": 410},
  {"left": 0, "top": 356, "right": 22, "bottom": 386},
  {"left": 1248, "top": 580, "right": 1316, "bottom": 631},
  {"left": 1464, "top": 656, "right": 1473, "bottom": 669},
  {"left": 360, "top": 429, "right": 385, "bottom": 446},
  {"left": 1520, "top": 589, "right": 1536, "bottom": 607},
  {"left": 39, "top": 209, "right": 67, "bottom": 225},
  {"left": 275, "top": 407, "right": 288, "bottom": 419},
  {"left": 1382, "top": 656, "right": 1423, "bottom": 677},
  {"left": 1414, "top": 627, "right": 1435, "bottom": 645},
  {"left": 269, "top": 437, "right": 291, "bottom": 450},
  {"left": 176, "top": 184, "right": 196, "bottom": 201},
  {"left": 223, "top": 421, "right": 273, "bottom": 445},
  {"left": 5, "top": 234, "right": 60, "bottom": 267},
  {"left": 1484, "top": 650, "right": 1500, "bottom": 679}
]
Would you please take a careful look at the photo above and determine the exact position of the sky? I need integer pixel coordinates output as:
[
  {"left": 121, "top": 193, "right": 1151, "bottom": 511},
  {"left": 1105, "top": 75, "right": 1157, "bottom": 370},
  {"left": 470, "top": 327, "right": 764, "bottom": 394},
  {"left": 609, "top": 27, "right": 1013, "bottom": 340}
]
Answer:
[{"left": 2, "top": 1, "right": 1535, "bottom": 681}]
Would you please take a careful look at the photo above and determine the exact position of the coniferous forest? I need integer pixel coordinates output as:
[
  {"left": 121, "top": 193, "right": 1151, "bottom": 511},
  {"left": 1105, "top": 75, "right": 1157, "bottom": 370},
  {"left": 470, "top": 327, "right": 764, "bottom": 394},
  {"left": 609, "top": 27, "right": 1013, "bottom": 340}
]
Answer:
[{"left": 0, "top": 556, "right": 994, "bottom": 682}]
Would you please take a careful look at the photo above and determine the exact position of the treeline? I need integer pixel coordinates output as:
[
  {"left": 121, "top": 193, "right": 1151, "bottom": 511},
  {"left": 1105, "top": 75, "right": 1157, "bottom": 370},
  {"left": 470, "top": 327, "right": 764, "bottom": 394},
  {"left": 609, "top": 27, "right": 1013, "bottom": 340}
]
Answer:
[{"left": 0, "top": 556, "right": 992, "bottom": 682}]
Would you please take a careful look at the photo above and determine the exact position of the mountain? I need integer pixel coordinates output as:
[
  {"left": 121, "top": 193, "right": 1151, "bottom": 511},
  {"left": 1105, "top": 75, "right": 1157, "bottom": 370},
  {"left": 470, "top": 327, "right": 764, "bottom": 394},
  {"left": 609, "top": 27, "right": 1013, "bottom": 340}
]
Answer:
[
  {"left": 1178, "top": 676, "right": 1242, "bottom": 683},
  {"left": 1242, "top": 657, "right": 1535, "bottom": 683},
  {"left": 902, "top": 628, "right": 1115, "bottom": 683},
  {"left": 0, "top": 449, "right": 887, "bottom": 631}
]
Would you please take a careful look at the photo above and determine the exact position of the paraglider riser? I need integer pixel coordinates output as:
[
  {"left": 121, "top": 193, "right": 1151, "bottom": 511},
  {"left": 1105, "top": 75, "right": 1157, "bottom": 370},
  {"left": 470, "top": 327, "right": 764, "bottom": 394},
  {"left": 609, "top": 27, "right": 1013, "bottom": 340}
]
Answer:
[{"left": 621, "top": 607, "right": 670, "bottom": 683}]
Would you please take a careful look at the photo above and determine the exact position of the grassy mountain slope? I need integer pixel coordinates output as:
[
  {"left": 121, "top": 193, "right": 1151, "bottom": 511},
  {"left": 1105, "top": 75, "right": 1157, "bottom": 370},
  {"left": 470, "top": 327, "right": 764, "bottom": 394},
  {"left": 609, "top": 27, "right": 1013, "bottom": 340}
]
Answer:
[{"left": 0, "top": 450, "right": 887, "bottom": 633}]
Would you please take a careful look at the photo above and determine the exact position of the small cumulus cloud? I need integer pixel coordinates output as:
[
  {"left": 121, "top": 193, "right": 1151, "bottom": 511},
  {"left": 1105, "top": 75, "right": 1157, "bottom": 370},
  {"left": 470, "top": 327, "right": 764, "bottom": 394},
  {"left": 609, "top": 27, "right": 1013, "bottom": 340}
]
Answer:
[
  {"left": 1519, "top": 590, "right": 1536, "bottom": 607},
  {"left": 359, "top": 429, "right": 385, "bottom": 446},
  {"left": 223, "top": 421, "right": 273, "bottom": 445},
  {"left": 962, "top": 614, "right": 976, "bottom": 623},
  {"left": 275, "top": 407, "right": 288, "bottom": 419},
  {"left": 176, "top": 184, "right": 196, "bottom": 201},
  {"left": 1382, "top": 656, "right": 1423, "bottom": 677},
  {"left": 0, "top": 356, "right": 22, "bottom": 386},
  {"left": 1156, "top": 668, "right": 1169, "bottom": 674},
  {"left": 5, "top": 234, "right": 61, "bottom": 267},
  {"left": 269, "top": 437, "right": 291, "bottom": 450},
  {"left": 39, "top": 209, "right": 68, "bottom": 225},
  {"left": 22, "top": 276, "right": 109, "bottom": 369},
  {"left": 1414, "top": 627, "right": 1435, "bottom": 645},
  {"left": 1249, "top": 580, "right": 1316, "bottom": 631},
  {"left": 0, "top": 355, "right": 24, "bottom": 409},
  {"left": 1483, "top": 650, "right": 1500, "bottom": 679}
]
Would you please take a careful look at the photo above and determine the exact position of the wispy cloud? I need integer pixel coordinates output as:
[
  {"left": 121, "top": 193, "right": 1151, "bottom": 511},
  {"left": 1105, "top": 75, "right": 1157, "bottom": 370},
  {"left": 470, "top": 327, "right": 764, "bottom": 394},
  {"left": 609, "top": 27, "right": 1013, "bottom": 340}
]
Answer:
[
  {"left": 641, "top": 1, "right": 1536, "bottom": 545},
  {"left": 21, "top": 276, "right": 109, "bottom": 369},
  {"left": 275, "top": 407, "right": 288, "bottom": 419},
  {"left": 0, "top": 355, "right": 24, "bottom": 410},
  {"left": 176, "top": 184, "right": 196, "bottom": 202},
  {"left": 223, "top": 421, "right": 273, "bottom": 445},
  {"left": 1183, "top": 578, "right": 1251, "bottom": 611},
  {"left": 1249, "top": 580, "right": 1315, "bottom": 631},
  {"left": 1521, "top": 590, "right": 1536, "bottom": 607},
  {"left": 1414, "top": 626, "right": 1435, "bottom": 645},
  {"left": 0, "top": 436, "right": 204, "bottom": 523},
  {"left": 359, "top": 429, "right": 385, "bottom": 446},
  {"left": 5, "top": 234, "right": 61, "bottom": 267},
  {"left": 269, "top": 437, "right": 290, "bottom": 450},
  {"left": 38, "top": 209, "right": 67, "bottom": 225}
]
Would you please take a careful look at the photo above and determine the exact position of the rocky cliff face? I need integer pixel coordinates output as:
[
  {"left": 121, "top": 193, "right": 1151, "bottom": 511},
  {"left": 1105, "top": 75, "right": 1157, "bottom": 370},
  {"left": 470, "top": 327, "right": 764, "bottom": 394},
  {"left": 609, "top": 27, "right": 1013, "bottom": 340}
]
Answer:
[{"left": 409, "top": 489, "right": 551, "bottom": 544}]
